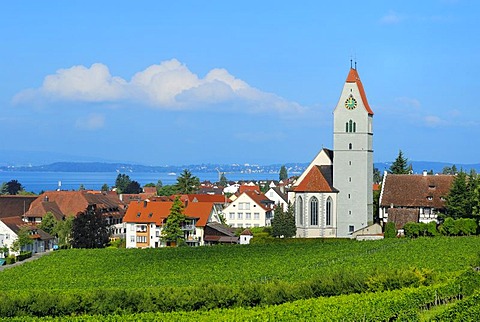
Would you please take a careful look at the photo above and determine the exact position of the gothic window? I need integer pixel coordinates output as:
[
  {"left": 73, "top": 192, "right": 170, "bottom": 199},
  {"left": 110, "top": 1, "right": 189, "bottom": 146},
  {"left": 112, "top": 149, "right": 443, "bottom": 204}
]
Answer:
[
  {"left": 326, "top": 197, "right": 332, "bottom": 226},
  {"left": 353, "top": 122, "right": 356, "bottom": 132},
  {"left": 297, "top": 196, "right": 303, "bottom": 225},
  {"left": 349, "top": 120, "right": 353, "bottom": 132},
  {"left": 345, "top": 122, "right": 349, "bottom": 132},
  {"left": 310, "top": 197, "right": 318, "bottom": 226},
  {"left": 349, "top": 143, "right": 352, "bottom": 150}
]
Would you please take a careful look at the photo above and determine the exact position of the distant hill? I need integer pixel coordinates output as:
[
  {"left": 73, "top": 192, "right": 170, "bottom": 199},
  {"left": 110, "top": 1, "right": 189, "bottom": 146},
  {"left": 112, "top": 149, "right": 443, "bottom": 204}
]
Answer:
[{"left": 1, "top": 160, "right": 479, "bottom": 174}]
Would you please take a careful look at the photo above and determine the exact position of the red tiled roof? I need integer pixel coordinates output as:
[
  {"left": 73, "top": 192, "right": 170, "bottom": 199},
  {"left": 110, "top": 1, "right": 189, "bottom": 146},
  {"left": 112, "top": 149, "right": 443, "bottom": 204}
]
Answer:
[
  {"left": 294, "top": 166, "right": 337, "bottom": 193},
  {"left": 239, "top": 185, "right": 260, "bottom": 194},
  {"left": 123, "top": 200, "right": 216, "bottom": 227},
  {"left": 123, "top": 201, "right": 172, "bottom": 225},
  {"left": 29, "top": 191, "right": 125, "bottom": 218},
  {"left": 25, "top": 201, "right": 64, "bottom": 221},
  {"left": 380, "top": 174, "right": 454, "bottom": 209},
  {"left": 346, "top": 68, "right": 374, "bottom": 115},
  {"left": 243, "top": 191, "right": 272, "bottom": 211}
]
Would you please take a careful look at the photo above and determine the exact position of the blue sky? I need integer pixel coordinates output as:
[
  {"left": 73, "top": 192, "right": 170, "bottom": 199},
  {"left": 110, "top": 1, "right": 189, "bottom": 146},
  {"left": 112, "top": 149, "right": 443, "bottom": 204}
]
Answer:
[{"left": 1, "top": 1, "right": 479, "bottom": 166}]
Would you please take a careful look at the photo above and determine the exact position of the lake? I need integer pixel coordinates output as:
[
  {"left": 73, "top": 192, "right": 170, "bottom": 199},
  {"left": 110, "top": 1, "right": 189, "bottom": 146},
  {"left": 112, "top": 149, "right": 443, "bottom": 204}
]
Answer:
[{"left": 0, "top": 171, "right": 280, "bottom": 193}]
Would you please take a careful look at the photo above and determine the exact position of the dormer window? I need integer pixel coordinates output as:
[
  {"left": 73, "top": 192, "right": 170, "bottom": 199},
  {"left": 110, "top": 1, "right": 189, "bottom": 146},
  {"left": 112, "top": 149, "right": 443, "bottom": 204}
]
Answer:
[
  {"left": 429, "top": 185, "right": 436, "bottom": 189},
  {"left": 427, "top": 196, "right": 433, "bottom": 201}
]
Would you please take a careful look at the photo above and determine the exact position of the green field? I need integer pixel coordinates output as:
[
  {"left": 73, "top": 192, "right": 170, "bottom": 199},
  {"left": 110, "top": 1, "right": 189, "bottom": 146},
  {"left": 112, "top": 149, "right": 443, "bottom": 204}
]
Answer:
[{"left": 0, "top": 237, "right": 479, "bottom": 320}]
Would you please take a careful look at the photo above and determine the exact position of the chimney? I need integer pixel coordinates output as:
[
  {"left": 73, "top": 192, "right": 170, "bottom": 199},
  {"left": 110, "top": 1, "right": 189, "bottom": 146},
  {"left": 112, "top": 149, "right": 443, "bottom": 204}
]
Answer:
[{"left": 423, "top": 170, "right": 427, "bottom": 176}]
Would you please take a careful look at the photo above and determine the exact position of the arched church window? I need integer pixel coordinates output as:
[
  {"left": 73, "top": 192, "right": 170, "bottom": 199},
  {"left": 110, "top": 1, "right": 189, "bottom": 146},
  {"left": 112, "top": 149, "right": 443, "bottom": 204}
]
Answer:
[
  {"left": 310, "top": 197, "right": 318, "bottom": 226},
  {"left": 349, "top": 143, "right": 352, "bottom": 150},
  {"left": 297, "top": 196, "right": 303, "bottom": 225},
  {"left": 326, "top": 197, "right": 332, "bottom": 226},
  {"left": 353, "top": 122, "right": 356, "bottom": 132},
  {"left": 348, "top": 120, "right": 353, "bottom": 132},
  {"left": 345, "top": 122, "right": 349, "bottom": 132}
]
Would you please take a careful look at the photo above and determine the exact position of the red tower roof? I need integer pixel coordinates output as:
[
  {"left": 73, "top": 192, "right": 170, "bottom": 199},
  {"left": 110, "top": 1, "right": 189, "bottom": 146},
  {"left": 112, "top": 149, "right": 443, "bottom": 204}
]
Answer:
[{"left": 346, "top": 68, "right": 374, "bottom": 115}]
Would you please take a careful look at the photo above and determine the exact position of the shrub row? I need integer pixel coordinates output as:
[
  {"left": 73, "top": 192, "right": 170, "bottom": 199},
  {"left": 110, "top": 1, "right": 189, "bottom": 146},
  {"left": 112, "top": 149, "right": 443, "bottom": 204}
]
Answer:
[
  {"left": 430, "top": 288, "right": 480, "bottom": 321},
  {"left": 16, "top": 251, "right": 33, "bottom": 262},
  {"left": 1, "top": 270, "right": 479, "bottom": 321},
  {"left": 404, "top": 218, "right": 478, "bottom": 238},
  {"left": 0, "top": 267, "right": 435, "bottom": 318}
]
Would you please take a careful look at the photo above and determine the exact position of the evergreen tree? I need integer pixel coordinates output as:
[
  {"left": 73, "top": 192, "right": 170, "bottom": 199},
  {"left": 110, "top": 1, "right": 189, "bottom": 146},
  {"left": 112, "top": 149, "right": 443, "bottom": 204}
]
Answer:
[
  {"left": 445, "top": 171, "right": 469, "bottom": 219},
  {"left": 71, "top": 206, "right": 109, "bottom": 248},
  {"left": 124, "top": 180, "right": 142, "bottom": 194},
  {"left": 279, "top": 165, "right": 288, "bottom": 181},
  {"left": 101, "top": 184, "right": 109, "bottom": 192},
  {"left": 272, "top": 203, "right": 296, "bottom": 238},
  {"left": 161, "top": 197, "right": 186, "bottom": 245},
  {"left": 219, "top": 173, "right": 228, "bottom": 187},
  {"left": 115, "top": 174, "right": 132, "bottom": 194},
  {"left": 373, "top": 167, "right": 382, "bottom": 183},
  {"left": 175, "top": 169, "right": 200, "bottom": 194},
  {"left": 389, "top": 150, "right": 410, "bottom": 174}
]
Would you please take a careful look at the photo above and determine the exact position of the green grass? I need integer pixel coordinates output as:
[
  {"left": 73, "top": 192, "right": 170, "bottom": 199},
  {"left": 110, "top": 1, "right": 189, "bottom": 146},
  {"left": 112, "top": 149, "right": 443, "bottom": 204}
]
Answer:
[{"left": 0, "top": 236, "right": 478, "bottom": 292}]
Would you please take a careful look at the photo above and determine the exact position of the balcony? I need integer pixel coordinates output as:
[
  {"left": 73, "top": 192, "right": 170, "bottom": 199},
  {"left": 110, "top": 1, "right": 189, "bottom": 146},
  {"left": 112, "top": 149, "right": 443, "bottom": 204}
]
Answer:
[{"left": 181, "top": 224, "right": 196, "bottom": 231}]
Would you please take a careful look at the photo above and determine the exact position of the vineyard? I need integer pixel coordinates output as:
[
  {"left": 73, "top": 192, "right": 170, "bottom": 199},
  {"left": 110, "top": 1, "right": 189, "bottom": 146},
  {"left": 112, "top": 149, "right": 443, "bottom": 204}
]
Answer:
[{"left": 0, "top": 236, "right": 478, "bottom": 320}]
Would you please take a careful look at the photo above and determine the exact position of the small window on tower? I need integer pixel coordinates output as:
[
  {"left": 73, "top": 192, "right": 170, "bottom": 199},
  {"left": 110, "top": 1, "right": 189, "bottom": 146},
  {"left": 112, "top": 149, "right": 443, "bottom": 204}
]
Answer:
[{"left": 349, "top": 143, "right": 352, "bottom": 150}]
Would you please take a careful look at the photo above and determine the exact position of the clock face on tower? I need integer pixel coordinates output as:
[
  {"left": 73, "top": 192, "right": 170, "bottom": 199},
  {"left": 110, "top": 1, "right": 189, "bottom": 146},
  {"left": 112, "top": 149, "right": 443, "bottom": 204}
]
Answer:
[{"left": 345, "top": 96, "right": 357, "bottom": 110}]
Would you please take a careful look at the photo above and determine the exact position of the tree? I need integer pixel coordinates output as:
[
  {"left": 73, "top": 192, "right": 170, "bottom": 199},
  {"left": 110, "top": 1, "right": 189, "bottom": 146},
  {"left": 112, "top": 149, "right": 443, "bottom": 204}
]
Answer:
[
  {"left": 445, "top": 171, "right": 469, "bottom": 219},
  {"left": 0, "top": 182, "right": 7, "bottom": 195},
  {"left": 78, "top": 184, "right": 86, "bottom": 191},
  {"left": 175, "top": 169, "right": 200, "bottom": 194},
  {"left": 157, "top": 185, "right": 177, "bottom": 196},
  {"left": 279, "top": 165, "right": 288, "bottom": 181},
  {"left": 161, "top": 197, "right": 186, "bottom": 245},
  {"left": 271, "top": 203, "right": 296, "bottom": 238},
  {"left": 373, "top": 167, "right": 382, "bottom": 183},
  {"left": 442, "top": 164, "right": 458, "bottom": 175},
  {"left": 219, "top": 173, "right": 228, "bottom": 187},
  {"left": 389, "top": 150, "right": 411, "bottom": 174},
  {"left": 54, "top": 216, "right": 74, "bottom": 248},
  {"left": 124, "top": 181, "right": 142, "bottom": 194},
  {"left": 114, "top": 173, "right": 141, "bottom": 194},
  {"left": 71, "top": 206, "right": 109, "bottom": 248},
  {"left": 101, "top": 184, "right": 109, "bottom": 192},
  {"left": 384, "top": 222, "right": 397, "bottom": 238},
  {"left": 115, "top": 173, "right": 132, "bottom": 194},
  {"left": 11, "top": 226, "right": 33, "bottom": 253},
  {"left": 39, "top": 212, "right": 57, "bottom": 235},
  {"left": 5, "top": 180, "right": 24, "bottom": 195}
]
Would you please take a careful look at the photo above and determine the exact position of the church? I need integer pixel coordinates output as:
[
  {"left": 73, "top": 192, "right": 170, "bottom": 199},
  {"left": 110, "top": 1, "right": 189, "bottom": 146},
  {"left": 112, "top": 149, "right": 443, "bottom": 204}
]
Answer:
[{"left": 287, "top": 66, "right": 374, "bottom": 238}]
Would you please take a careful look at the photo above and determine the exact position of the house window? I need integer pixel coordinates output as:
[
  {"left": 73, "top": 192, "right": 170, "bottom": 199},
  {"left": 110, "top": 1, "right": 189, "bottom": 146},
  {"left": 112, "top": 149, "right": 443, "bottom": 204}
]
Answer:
[
  {"left": 245, "top": 203, "right": 250, "bottom": 210},
  {"left": 326, "top": 197, "right": 332, "bottom": 226},
  {"left": 310, "top": 197, "right": 318, "bottom": 226},
  {"left": 130, "top": 225, "right": 134, "bottom": 231},
  {"left": 229, "top": 212, "right": 235, "bottom": 220},
  {"left": 136, "top": 236, "right": 147, "bottom": 243},
  {"left": 254, "top": 224, "right": 259, "bottom": 227},
  {"left": 238, "top": 203, "right": 244, "bottom": 210},
  {"left": 297, "top": 197, "right": 304, "bottom": 225},
  {"left": 136, "top": 225, "right": 147, "bottom": 232},
  {"left": 245, "top": 223, "right": 251, "bottom": 228},
  {"left": 238, "top": 212, "right": 243, "bottom": 220},
  {"left": 130, "top": 236, "right": 135, "bottom": 243},
  {"left": 349, "top": 225, "right": 354, "bottom": 233},
  {"left": 254, "top": 212, "right": 260, "bottom": 220},
  {"left": 246, "top": 212, "right": 252, "bottom": 219}
]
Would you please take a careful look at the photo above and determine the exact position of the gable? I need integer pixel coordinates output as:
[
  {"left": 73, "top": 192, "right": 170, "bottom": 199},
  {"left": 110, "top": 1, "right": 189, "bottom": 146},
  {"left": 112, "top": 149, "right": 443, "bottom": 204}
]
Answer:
[{"left": 294, "top": 165, "right": 337, "bottom": 193}]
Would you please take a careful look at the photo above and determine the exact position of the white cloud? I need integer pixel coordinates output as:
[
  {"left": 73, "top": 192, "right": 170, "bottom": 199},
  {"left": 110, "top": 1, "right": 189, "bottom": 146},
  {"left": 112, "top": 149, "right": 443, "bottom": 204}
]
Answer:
[
  {"left": 424, "top": 115, "right": 446, "bottom": 127},
  {"left": 75, "top": 114, "right": 105, "bottom": 130},
  {"left": 395, "top": 97, "right": 421, "bottom": 109},
  {"left": 380, "top": 11, "right": 402, "bottom": 24},
  {"left": 14, "top": 59, "right": 304, "bottom": 114}
]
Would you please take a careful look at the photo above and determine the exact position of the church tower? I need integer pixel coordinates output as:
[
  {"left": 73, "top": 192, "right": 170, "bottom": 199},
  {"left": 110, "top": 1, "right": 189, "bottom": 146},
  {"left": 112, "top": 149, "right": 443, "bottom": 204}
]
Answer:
[{"left": 333, "top": 66, "right": 373, "bottom": 237}]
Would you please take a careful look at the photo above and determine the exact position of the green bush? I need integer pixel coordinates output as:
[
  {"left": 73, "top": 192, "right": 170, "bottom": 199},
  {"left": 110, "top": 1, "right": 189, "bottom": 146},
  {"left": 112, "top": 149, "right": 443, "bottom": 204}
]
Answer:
[
  {"left": 384, "top": 222, "right": 397, "bottom": 238},
  {"left": 5, "top": 256, "right": 15, "bottom": 265},
  {"left": 16, "top": 251, "right": 32, "bottom": 262}
]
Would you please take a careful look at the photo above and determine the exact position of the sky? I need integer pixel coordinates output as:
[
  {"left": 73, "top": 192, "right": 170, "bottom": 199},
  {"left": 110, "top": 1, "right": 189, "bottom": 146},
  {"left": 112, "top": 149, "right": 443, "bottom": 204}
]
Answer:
[{"left": 1, "top": 1, "right": 479, "bottom": 166}]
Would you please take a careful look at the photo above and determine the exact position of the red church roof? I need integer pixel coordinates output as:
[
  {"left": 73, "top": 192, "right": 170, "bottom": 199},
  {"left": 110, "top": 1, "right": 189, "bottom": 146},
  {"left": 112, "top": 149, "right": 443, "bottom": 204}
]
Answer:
[
  {"left": 294, "top": 166, "right": 337, "bottom": 193},
  {"left": 346, "top": 68, "right": 374, "bottom": 115}
]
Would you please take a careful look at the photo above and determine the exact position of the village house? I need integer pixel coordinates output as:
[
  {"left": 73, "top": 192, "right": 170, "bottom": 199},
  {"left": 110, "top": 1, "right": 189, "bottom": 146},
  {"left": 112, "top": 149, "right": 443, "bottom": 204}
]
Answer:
[
  {"left": 123, "top": 199, "right": 225, "bottom": 248},
  {"left": 379, "top": 171, "right": 454, "bottom": 231},
  {"left": 223, "top": 190, "right": 274, "bottom": 228},
  {"left": 265, "top": 186, "right": 289, "bottom": 212},
  {"left": 0, "top": 216, "right": 54, "bottom": 256}
]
